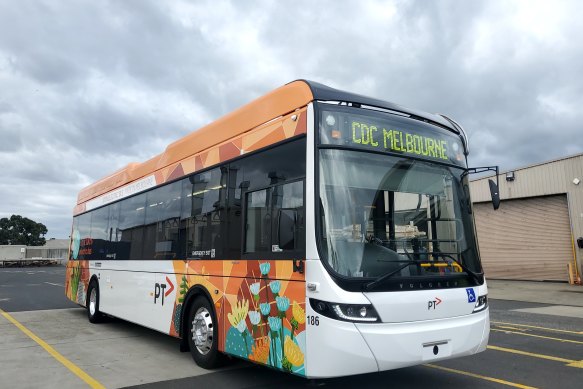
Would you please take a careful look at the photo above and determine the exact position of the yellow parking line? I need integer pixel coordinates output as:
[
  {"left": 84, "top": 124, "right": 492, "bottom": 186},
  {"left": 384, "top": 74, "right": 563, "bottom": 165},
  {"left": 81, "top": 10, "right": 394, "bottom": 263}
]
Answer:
[
  {"left": 425, "top": 364, "right": 538, "bottom": 388},
  {"left": 491, "top": 328, "right": 583, "bottom": 345},
  {"left": 491, "top": 321, "right": 583, "bottom": 335},
  {"left": 495, "top": 325, "right": 526, "bottom": 331},
  {"left": 487, "top": 345, "right": 583, "bottom": 368},
  {"left": 0, "top": 309, "right": 105, "bottom": 389}
]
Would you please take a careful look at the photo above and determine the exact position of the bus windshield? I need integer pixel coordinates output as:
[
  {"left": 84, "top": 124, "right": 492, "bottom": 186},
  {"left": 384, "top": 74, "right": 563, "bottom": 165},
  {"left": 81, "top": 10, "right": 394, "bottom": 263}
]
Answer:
[{"left": 318, "top": 148, "right": 482, "bottom": 284}]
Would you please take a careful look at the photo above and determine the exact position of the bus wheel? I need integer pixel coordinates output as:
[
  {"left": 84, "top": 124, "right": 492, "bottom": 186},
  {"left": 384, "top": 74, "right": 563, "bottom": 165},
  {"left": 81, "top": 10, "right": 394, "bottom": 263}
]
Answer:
[
  {"left": 87, "top": 280, "right": 103, "bottom": 323},
  {"left": 187, "top": 296, "right": 224, "bottom": 369}
]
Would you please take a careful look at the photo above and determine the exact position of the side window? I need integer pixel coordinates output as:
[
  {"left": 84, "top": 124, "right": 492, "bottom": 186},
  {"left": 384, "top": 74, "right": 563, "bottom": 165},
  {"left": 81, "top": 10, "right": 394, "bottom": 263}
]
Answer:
[
  {"left": 70, "top": 217, "right": 79, "bottom": 260},
  {"left": 178, "top": 178, "right": 191, "bottom": 259},
  {"left": 143, "top": 181, "right": 182, "bottom": 260},
  {"left": 90, "top": 206, "right": 109, "bottom": 260},
  {"left": 76, "top": 212, "right": 92, "bottom": 261},
  {"left": 244, "top": 180, "right": 304, "bottom": 257},
  {"left": 228, "top": 138, "right": 306, "bottom": 258},
  {"left": 274, "top": 181, "right": 305, "bottom": 251},
  {"left": 108, "top": 202, "right": 120, "bottom": 259},
  {"left": 245, "top": 189, "right": 270, "bottom": 253},
  {"left": 225, "top": 165, "right": 243, "bottom": 258},
  {"left": 119, "top": 193, "right": 146, "bottom": 260},
  {"left": 181, "top": 168, "right": 227, "bottom": 259}
]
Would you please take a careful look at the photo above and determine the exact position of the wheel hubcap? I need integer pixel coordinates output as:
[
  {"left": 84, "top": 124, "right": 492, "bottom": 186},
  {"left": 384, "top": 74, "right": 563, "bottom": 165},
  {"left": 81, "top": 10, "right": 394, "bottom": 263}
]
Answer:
[
  {"left": 191, "top": 307, "right": 213, "bottom": 355},
  {"left": 89, "top": 288, "right": 96, "bottom": 316}
]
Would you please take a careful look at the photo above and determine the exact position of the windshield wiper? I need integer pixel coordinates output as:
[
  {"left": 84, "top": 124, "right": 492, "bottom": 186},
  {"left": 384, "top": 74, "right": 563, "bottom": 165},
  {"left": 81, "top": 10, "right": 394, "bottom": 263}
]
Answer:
[
  {"left": 364, "top": 261, "right": 418, "bottom": 291},
  {"left": 436, "top": 253, "right": 483, "bottom": 284},
  {"left": 364, "top": 238, "right": 423, "bottom": 291}
]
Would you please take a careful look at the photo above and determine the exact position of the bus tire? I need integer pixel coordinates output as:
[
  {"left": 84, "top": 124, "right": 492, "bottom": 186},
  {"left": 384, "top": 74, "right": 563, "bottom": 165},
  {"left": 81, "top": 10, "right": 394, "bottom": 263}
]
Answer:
[
  {"left": 87, "top": 280, "right": 103, "bottom": 323},
  {"left": 187, "top": 296, "right": 224, "bottom": 369}
]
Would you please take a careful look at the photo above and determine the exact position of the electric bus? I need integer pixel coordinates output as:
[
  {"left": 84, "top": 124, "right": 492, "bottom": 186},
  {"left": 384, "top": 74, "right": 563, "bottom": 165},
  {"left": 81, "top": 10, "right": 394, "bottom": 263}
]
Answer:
[{"left": 66, "top": 80, "right": 498, "bottom": 378}]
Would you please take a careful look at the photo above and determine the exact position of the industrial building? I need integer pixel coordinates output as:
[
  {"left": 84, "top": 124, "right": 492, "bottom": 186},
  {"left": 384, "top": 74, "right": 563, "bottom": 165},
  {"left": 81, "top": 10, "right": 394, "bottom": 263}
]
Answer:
[
  {"left": 470, "top": 153, "right": 583, "bottom": 283},
  {"left": 0, "top": 238, "right": 69, "bottom": 266}
]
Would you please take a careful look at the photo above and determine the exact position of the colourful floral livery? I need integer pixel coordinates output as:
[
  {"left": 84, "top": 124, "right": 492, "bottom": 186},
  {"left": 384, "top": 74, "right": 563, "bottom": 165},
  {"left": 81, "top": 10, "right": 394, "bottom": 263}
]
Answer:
[
  {"left": 160, "top": 259, "right": 306, "bottom": 375},
  {"left": 222, "top": 261, "right": 306, "bottom": 375}
]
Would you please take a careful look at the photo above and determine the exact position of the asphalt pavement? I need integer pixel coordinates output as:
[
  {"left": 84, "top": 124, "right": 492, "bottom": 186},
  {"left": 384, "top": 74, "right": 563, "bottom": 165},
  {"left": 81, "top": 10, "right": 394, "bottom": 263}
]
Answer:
[
  {"left": 0, "top": 266, "right": 78, "bottom": 312},
  {"left": 1, "top": 264, "right": 582, "bottom": 389}
]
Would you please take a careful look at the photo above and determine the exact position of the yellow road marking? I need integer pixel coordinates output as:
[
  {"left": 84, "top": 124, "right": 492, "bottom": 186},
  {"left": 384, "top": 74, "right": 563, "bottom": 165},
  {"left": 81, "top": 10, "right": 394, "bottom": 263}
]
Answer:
[
  {"left": 491, "top": 328, "right": 583, "bottom": 345},
  {"left": 487, "top": 345, "right": 583, "bottom": 368},
  {"left": 425, "top": 364, "right": 538, "bottom": 388},
  {"left": 491, "top": 321, "right": 583, "bottom": 335},
  {"left": 495, "top": 325, "right": 526, "bottom": 331},
  {"left": 0, "top": 309, "right": 105, "bottom": 389}
]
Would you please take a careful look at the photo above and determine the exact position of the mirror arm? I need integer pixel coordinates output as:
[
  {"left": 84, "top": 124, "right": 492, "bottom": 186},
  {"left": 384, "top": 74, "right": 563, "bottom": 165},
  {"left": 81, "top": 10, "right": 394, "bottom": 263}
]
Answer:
[
  {"left": 464, "top": 166, "right": 499, "bottom": 186},
  {"left": 464, "top": 165, "right": 501, "bottom": 210}
]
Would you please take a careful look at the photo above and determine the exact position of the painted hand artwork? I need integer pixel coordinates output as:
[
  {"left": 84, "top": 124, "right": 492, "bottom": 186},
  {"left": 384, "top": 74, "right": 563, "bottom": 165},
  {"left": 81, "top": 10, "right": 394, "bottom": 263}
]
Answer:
[{"left": 224, "top": 261, "right": 306, "bottom": 375}]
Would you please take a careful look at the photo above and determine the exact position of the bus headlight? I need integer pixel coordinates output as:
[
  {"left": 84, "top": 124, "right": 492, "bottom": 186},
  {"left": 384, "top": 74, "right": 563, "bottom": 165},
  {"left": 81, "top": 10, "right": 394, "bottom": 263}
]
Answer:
[
  {"left": 472, "top": 294, "right": 488, "bottom": 313},
  {"left": 310, "top": 298, "right": 380, "bottom": 323}
]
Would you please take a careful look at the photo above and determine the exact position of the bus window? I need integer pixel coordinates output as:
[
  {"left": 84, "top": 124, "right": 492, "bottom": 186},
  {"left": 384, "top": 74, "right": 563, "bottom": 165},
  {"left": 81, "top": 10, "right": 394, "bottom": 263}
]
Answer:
[
  {"left": 69, "top": 217, "right": 79, "bottom": 261},
  {"left": 181, "top": 168, "right": 226, "bottom": 259},
  {"left": 144, "top": 181, "right": 182, "bottom": 260},
  {"left": 90, "top": 206, "right": 109, "bottom": 260},
  {"left": 229, "top": 139, "right": 307, "bottom": 258},
  {"left": 107, "top": 202, "right": 121, "bottom": 260},
  {"left": 76, "top": 212, "right": 92, "bottom": 260},
  {"left": 119, "top": 193, "right": 146, "bottom": 260},
  {"left": 273, "top": 181, "right": 304, "bottom": 251},
  {"left": 244, "top": 180, "right": 304, "bottom": 257},
  {"left": 245, "top": 188, "right": 269, "bottom": 253}
]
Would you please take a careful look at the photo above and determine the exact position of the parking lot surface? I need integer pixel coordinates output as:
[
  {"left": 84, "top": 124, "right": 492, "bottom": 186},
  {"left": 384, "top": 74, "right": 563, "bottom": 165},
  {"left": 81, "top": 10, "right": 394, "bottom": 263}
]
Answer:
[{"left": 1, "top": 265, "right": 582, "bottom": 388}]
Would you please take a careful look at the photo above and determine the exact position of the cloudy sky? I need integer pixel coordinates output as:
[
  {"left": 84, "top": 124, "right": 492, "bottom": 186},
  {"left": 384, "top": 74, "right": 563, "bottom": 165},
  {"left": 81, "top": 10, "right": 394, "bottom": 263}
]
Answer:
[{"left": 1, "top": 0, "right": 582, "bottom": 238}]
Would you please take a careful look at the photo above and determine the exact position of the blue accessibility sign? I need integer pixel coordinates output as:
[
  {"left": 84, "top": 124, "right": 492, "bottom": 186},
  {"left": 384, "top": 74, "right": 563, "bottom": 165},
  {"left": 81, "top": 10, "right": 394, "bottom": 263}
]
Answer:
[{"left": 466, "top": 288, "right": 476, "bottom": 303}]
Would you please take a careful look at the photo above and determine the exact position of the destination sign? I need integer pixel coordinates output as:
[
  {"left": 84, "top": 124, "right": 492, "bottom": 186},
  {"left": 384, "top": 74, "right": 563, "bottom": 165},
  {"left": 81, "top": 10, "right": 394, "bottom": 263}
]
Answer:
[{"left": 319, "top": 108, "right": 465, "bottom": 166}]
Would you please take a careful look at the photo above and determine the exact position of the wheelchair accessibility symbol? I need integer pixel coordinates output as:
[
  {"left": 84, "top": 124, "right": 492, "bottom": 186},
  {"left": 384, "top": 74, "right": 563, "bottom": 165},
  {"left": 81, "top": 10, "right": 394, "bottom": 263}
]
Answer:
[{"left": 466, "top": 288, "right": 476, "bottom": 303}]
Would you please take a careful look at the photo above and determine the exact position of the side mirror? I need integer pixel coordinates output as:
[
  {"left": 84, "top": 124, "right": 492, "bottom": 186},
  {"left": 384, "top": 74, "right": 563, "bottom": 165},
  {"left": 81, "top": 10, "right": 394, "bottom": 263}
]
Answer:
[
  {"left": 488, "top": 179, "right": 500, "bottom": 210},
  {"left": 465, "top": 166, "right": 501, "bottom": 211}
]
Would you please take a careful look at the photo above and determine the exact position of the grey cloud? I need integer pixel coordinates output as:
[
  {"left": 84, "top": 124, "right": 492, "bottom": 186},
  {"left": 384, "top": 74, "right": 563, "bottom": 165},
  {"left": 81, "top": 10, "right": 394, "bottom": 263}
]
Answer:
[
  {"left": 1, "top": 0, "right": 582, "bottom": 238},
  {"left": 0, "top": 127, "right": 23, "bottom": 152}
]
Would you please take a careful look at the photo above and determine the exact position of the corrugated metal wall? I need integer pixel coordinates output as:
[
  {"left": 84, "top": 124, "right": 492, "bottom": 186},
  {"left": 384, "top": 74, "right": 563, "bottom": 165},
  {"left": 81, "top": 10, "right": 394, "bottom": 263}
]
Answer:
[
  {"left": 474, "top": 195, "right": 572, "bottom": 281},
  {"left": 470, "top": 154, "right": 583, "bottom": 280}
]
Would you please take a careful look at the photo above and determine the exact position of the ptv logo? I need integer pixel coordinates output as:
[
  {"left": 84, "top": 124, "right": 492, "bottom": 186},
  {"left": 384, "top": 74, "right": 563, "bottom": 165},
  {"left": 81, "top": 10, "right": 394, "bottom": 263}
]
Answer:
[
  {"left": 154, "top": 276, "right": 174, "bottom": 305},
  {"left": 428, "top": 297, "right": 442, "bottom": 310}
]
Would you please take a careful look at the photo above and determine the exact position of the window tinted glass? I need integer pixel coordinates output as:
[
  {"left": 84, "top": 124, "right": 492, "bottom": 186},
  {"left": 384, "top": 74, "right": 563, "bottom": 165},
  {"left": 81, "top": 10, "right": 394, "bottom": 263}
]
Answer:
[
  {"left": 245, "top": 189, "right": 269, "bottom": 252},
  {"left": 274, "top": 181, "right": 304, "bottom": 251},
  {"left": 108, "top": 202, "right": 122, "bottom": 259},
  {"left": 181, "top": 168, "right": 227, "bottom": 259},
  {"left": 228, "top": 139, "right": 306, "bottom": 257},
  {"left": 70, "top": 217, "right": 79, "bottom": 260},
  {"left": 90, "top": 206, "right": 109, "bottom": 260},
  {"left": 76, "top": 212, "right": 92, "bottom": 260},
  {"left": 144, "top": 181, "right": 182, "bottom": 260},
  {"left": 71, "top": 138, "right": 306, "bottom": 261},
  {"left": 177, "top": 178, "right": 191, "bottom": 259},
  {"left": 119, "top": 193, "right": 146, "bottom": 260},
  {"left": 244, "top": 180, "right": 304, "bottom": 256}
]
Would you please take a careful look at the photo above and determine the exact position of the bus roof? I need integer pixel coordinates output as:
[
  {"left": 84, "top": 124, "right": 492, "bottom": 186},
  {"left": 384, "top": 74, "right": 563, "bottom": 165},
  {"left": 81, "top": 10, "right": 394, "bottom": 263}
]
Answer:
[{"left": 77, "top": 80, "right": 457, "bottom": 206}]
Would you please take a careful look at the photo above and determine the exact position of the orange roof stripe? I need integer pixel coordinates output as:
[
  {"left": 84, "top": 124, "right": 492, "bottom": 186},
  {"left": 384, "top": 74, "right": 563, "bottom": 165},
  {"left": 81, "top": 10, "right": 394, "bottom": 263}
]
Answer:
[{"left": 77, "top": 81, "right": 315, "bottom": 205}]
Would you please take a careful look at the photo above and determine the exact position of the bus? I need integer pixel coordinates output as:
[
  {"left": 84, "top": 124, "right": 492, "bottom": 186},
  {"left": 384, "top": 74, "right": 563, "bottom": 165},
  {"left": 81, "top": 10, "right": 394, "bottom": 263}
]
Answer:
[{"left": 65, "top": 80, "right": 498, "bottom": 378}]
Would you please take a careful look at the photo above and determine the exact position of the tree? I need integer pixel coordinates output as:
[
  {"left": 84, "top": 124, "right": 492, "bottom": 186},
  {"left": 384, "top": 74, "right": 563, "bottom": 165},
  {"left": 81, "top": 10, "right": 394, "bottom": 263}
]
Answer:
[{"left": 0, "top": 215, "right": 48, "bottom": 246}]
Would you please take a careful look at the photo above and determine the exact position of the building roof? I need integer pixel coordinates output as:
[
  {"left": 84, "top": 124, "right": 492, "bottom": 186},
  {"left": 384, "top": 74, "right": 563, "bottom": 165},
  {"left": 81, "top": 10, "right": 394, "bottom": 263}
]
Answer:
[
  {"left": 42, "top": 239, "right": 69, "bottom": 249},
  {"left": 471, "top": 151, "right": 583, "bottom": 182}
]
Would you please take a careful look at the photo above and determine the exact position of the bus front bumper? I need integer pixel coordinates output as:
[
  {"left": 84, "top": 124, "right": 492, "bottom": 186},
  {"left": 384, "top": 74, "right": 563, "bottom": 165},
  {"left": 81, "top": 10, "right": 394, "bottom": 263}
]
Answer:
[{"left": 355, "top": 309, "right": 489, "bottom": 371}]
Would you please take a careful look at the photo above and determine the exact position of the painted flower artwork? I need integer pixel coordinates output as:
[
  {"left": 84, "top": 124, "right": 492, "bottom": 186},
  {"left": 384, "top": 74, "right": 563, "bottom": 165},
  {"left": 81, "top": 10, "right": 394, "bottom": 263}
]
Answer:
[
  {"left": 224, "top": 261, "right": 306, "bottom": 376},
  {"left": 66, "top": 260, "right": 89, "bottom": 305}
]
